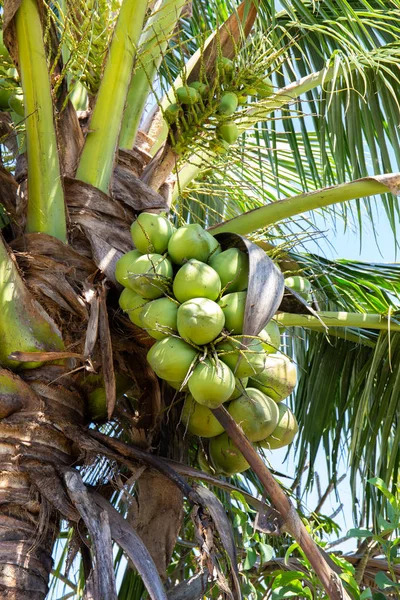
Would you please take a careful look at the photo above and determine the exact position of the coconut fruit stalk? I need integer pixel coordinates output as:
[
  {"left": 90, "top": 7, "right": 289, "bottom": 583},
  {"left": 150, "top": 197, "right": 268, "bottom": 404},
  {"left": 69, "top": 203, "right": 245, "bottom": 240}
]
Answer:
[{"left": 0, "top": 236, "right": 64, "bottom": 369}]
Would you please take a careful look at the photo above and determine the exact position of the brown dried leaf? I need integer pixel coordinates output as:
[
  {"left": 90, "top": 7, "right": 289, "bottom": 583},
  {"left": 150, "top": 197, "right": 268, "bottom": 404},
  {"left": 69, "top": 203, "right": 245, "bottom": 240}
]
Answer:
[
  {"left": 98, "top": 285, "right": 116, "bottom": 419},
  {"left": 193, "top": 485, "right": 241, "bottom": 600},
  {"left": 187, "top": 0, "right": 257, "bottom": 85},
  {"left": 214, "top": 232, "right": 284, "bottom": 336},
  {"left": 92, "top": 492, "right": 168, "bottom": 600}
]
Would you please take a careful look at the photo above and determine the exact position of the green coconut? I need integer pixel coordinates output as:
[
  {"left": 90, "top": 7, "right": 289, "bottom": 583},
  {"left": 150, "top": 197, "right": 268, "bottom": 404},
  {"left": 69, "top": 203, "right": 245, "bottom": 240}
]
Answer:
[
  {"left": 209, "top": 432, "right": 249, "bottom": 475},
  {"left": 177, "top": 297, "right": 225, "bottom": 345},
  {"left": 210, "top": 248, "right": 249, "bottom": 293},
  {"left": 197, "top": 449, "right": 215, "bottom": 474},
  {"left": 284, "top": 275, "right": 312, "bottom": 301},
  {"left": 218, "top": 291, "right": 246, "bottom": 333},
  {"left": 181, "top": 393, "right": 225, "bottom": 437},
  {"left": 140, "top": 297, "right": 178, "bottom": 340},
  {"left": 217, "top": 92, "right": 238, "bottom": 116},
  {"left": 115, "top": 250, "right": 142, "bottom": 289},
  {"left": 147, "top": 336, "right": 198, "bottom": 382},
  {"left": 166, "top": 379, "right": 187, "bottom": 391},
  {"left": 249, "top": 352, "right": 297, "bottom": 402},
  {"left": 188, "top": 358, "right": 235, "bottom": 408},
  {"left": 130, "top": 212, "right": 174, "bottom": 254},
  {"left": 258, "top": 403, "right": 298, "bottom": 449},
  {"left": 164, "top": 103, "right": 181, "bottom": 124},
  {"left": 258, "top": 320, "right": 281, "bottom": 353},
  {"left": 217, "top": 337, "right": 267, "bottom": 379},
  {"left": 216, "top": 121, "right": 239, "bottom": 144},
  {"left": 168, "top": 224, "right": 213, "bottom": 265},
  {"left": 228, "top": 387, "right": 279, "bottom": 442},
  {"left": 128, "top": 253, "right": 173, "bottom": 299},
  {"left": 256, "top": 76, "right": 273, "bottom": 98},
  {"left": 228, "top": 377, "right": 249, "bottom": 400},
  {"left": 119, "top": 288, "right": 149, "bottom": 326},
  {"left": 204, "top": 230, "right": 222, "bottom": 259},
  {"left": 189, "top": 81, "right": 208, "bottom": 97},
  {"left": 173, "top": 260, "right": 221, "bottom": 303},
  {"left": 176, "top": 86, "right": 200, "bottom": 105}
]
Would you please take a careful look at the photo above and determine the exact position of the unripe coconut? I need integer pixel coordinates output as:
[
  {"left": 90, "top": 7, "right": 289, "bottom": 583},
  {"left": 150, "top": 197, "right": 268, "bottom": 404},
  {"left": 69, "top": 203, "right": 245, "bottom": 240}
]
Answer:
[
  {"left": 228, "top": 377, "right": 249, "bottom": 400},
  {"left": 173, "top": 260, "right": 221, "bottom": 303},
  {"left": 119, "top": 288, "right": 149, "bottom": 326},
  {"left": 256, "top": 76, "right": 273, "bottom": 98},
  {"left": 219, "top": 57, "right": 234, "bottom": 77},
  {"left": 181, "top": 393, "right": 224, "bottom": 437},
  {"left": 130, "top": 212, "right": 174, "bottom": 254},
  {"left": 168, "top": 224, "right": 212, "bottom": 265},
  {"left": 166, "top": 379, "right": 187, "bottom": 391},
  {"left": 228, "top": 387, "right": 279, "bottom": 442},
  {"left": 203, "top": 230, "right": 222, "bottom": 259},
  {"left": 128, "top": 253, "right": 173, "bottom": 299},
  {"left": 147, "top": 336, "right": 198, "bottom": 382},
  {"left": 249, "top": 352, "right": 297, "bottom": 402},
  {"left": 177, "top": 298, "right": 225, "bottom": 345},
  {"left": 216, "top": 121, "right": 239, "bottom": 144},
  {"left": 217, "top": 337, "right": 267, "bottom": 379},
  {"left": 197, "top": 449, "right": 215, "bottom": 474},
  {"left": 218, "top": 291, "right": 246, "bottom": 333},
  {"left": 115, "top": 250, "right": 142, "bottom": 289},
  {"left": 210, "top": 248, "right": 249, "bottom": 293},
  {"left": 188, "top": 358, "right": 235, "bottom": 407},
  {"left": 258, "top": 320, "right": 280, "bottom": 353},
  {"left": 209, "top": 432, "right": 249, "bottom": 475},
  {"left": 140, "top": 297, "right": 178, "bottom": 340},
  {"left": 284, "top": 275, "right": 312, "bottom": 301},
  {"left": 217, "top": 92, "right": 238, "bottom": 116},
  {"left": 164, "top": 103, "right": 181, "bottom": 124},
  {"left": 189, "top": 81, "right": 208, "bottom": 97},
  {"left": 258, "top": 403, "right": 298, "bottom": 449},
  {"left": 176, "top": 86, "right": 200, "bottom": 105}
]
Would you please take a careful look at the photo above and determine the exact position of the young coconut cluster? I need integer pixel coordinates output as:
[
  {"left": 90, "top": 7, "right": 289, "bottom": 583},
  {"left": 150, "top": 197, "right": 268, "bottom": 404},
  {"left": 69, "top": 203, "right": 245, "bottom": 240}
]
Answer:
[
  {"left": 165, "top": 56, "right": 273, "bottom": 154},
  {"left": 116, "top": 212, "right": 299, "bottom": 476}
]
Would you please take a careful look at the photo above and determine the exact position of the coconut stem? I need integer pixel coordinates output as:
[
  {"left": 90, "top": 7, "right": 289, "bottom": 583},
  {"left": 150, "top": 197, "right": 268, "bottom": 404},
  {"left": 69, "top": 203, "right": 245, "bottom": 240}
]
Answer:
[
  {"left": 275, "top": 311, "right": 400, "bottom": 332},
  {"left": 211, "top": 405, "right": 352, "bottom": 600}
]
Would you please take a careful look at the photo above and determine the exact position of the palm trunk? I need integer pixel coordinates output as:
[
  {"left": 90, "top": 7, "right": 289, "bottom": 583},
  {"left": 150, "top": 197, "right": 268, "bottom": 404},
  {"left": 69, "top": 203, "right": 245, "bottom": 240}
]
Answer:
[{"left": 0, "top": 366, "right": 84, "bottom": 600}]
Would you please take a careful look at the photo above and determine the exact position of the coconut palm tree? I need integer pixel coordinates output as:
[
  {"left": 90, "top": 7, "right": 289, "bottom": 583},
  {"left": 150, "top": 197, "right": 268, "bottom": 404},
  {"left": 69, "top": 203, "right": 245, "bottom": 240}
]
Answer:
[{"left": 1, "top": 0, "right": 400, "bottom": 598}]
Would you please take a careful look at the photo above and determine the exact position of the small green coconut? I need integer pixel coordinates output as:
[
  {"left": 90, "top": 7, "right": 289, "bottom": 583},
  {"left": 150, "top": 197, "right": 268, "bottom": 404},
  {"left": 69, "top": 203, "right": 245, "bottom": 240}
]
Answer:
[
  {"left": 147, "top": 336, "right": 198, "bottom": 382},
  {"left": 164, "top": 103, "right": 181, "bottom": 124},
  {"left": 127, "top": 253, "right": 173, "bottom": 299},
  {"left": 173, "top": 260, "right": 221, "bottom": 303},
  {"left": 130, "top": 212, "right": 174, "bottom": 254},
  {"left": 216, "top": 121, "right": 239, "bottom": 144},
  {"left": 188, "top": 358, "right": 235, "bottom": 408},
  {"left": 115, "top": 250, "right": 142, "bottom": 289},
  {"left": 258, "top": 320, "right": 281, "bottom": 353},
  {"left": 168, "top": 224, "right": 212, "bottom": 265},
  {"left": 228, "top": 377, "right": 249, "bottom": 400},
  {"left": 181, "top": 393, "right": 225, "bottom": 437},
  {"left": 217, "top": 337, "right": 267, "bottom": 379},
  {"left": 258, "top": 403, "right": 298, "bottom": 449},
  {"left": 249, "top": 352, "right": 297, "bottom": 402},
  {"left": 140, "top": 297, "right": 178, "bottom": 340},
  {"left": 210, "top": 248, "right": 249, "bottom": 293},
  {"left": 176, "top": 86, "right": 200, "bottom": 105},
  {"left": 177, "top": 297, "right": 225, "bottom": 345},
  {"left": 119, "top": 288, "right": 149, "bottom": 326},
  {"left": 209, "top": 432, "right": 249, "bottom": 475},
  {"left": 218, "top": 291, "right": 247, "bottom": 333},
  {"left": 228, "top": 387, "right": 279, "bottom": 442},
  {"left": 217, "top": 92, "right": 238, "bottom": 116},
  {"left": 284, "top": 275, "right": 312, "bottom": 301}
]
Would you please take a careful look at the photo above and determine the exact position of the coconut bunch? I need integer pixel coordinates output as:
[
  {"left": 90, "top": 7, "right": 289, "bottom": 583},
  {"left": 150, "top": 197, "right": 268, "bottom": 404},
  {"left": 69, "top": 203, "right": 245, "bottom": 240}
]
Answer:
[
  {"left": 116, "top": 212, "right": 299, "bottom": 476},
  {"left": 165, "top": 57, "right": 273, "bottom": 154}
]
